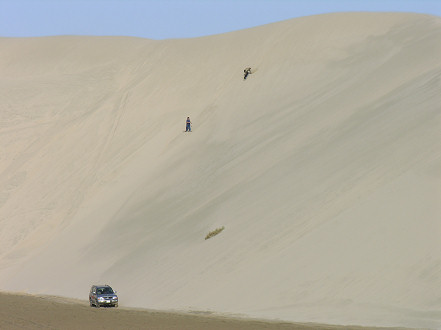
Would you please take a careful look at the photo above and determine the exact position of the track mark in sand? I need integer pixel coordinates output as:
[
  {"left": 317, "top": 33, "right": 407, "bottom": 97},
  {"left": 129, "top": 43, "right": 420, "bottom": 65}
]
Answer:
[
  {"left": 56, "top": 91, "right": 132, "bottom": 224},
  {"left": 111, "top": 91, "right": 130, "bottom": 139},
  {"left": 97, "top": 91, "right": 130, "bottom": 161},
  {"left": 86, "top": 91, "right": 131, "bottom": 186}
]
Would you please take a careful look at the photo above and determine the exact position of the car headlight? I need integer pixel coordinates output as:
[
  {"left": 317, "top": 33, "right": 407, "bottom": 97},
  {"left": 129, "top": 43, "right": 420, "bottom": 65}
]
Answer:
[
  {"left": 112, "top": 297, "right": 118, "bottom": 300},
  {"left": 98, "top": 297, "right": 105, "bottom": 302}
]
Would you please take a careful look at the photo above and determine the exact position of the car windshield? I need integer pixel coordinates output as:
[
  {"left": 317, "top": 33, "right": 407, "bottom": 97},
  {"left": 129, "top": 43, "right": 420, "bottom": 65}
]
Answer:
[{"left": 97, "top": 287, "right": 114, "bottom": 294}]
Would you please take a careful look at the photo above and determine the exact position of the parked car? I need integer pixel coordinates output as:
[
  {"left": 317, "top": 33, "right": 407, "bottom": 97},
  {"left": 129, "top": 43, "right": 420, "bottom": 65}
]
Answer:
[{"left": 89, "top": 284, "right": 118, "bottom": 308}]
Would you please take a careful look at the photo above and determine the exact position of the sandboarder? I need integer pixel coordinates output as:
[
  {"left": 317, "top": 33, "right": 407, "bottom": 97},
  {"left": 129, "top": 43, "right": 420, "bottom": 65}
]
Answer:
[
  {"left": 244, "top": 67, "right": 252, "bottom": 80},
  {"left": 185, "top": 117, "right": 192, "bottom": 132}
]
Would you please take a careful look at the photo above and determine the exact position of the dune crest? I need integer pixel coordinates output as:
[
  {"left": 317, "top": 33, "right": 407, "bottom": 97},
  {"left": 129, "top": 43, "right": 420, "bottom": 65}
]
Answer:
[{"left": 0, "top": 13, "right": 440, "bottom": 328}]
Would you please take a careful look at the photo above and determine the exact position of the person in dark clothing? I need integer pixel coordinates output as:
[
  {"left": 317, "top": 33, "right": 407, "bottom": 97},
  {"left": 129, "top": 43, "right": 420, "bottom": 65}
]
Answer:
[
  {"left": 185, "top": 117, "right": 192, "bottom": 132},
  {"left": 244, "top": 67, "right": 252, "bottom": 80}
]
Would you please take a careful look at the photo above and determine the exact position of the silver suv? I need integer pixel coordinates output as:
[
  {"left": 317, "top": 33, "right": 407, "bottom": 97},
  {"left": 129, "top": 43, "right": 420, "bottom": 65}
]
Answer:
[{"left": 89, "top": 285, "right": 118, "bottom": 308}]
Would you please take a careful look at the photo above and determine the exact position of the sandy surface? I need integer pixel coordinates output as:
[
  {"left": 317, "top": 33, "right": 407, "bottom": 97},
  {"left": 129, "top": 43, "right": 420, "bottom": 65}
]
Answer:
[
  {"left": 0, "top": 292, "right": 409, "bottom": 330},
  {"left": 0, "top": 12, "right": 440, "bottom": 329}
]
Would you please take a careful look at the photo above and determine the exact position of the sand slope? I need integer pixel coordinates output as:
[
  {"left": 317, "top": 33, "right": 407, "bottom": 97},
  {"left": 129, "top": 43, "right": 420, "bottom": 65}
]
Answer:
[{"left": 0, "top": 12, "right": 440, "bottom": 328}]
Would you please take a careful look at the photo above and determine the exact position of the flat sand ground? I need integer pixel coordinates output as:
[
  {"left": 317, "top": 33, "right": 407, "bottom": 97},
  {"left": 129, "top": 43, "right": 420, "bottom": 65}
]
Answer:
[{"left": 0, "top": 292, "right": 408, "bottom": 330}]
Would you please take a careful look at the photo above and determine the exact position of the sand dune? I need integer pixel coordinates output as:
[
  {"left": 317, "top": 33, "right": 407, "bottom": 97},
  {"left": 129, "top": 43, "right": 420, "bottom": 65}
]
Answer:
[{"left": 0, "top": 12, "right": 440, "bottom": 329}]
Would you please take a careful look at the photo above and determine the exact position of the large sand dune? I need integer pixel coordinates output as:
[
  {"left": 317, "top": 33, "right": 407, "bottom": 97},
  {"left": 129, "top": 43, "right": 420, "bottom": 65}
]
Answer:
[{"left": 0, "top": 12, "right": 440, "bottom": 328}]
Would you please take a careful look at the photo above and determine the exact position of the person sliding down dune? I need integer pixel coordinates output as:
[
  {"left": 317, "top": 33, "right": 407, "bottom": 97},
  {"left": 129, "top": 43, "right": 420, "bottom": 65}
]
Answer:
[{"left": 243, "top": 67, "right": 252, "bottom": 80}]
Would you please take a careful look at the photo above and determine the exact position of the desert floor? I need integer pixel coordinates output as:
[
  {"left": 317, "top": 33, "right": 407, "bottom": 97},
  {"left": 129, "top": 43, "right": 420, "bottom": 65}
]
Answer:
[{"left": 0, "top": 292, "right": 409, "bottom": 330}]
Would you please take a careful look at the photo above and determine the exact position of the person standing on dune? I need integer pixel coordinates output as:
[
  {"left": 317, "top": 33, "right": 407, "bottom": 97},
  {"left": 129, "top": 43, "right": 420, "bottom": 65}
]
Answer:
[{"left": 185, "top": 117, "right": 192, "bottom": 132}]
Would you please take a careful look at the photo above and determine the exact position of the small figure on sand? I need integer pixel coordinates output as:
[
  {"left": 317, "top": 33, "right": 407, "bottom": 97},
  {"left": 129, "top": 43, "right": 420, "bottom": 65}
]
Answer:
[
  {"left": 185, "top": 116, "right": 192, "bottom": 132},
  {"left": 243, "top": 67, "right": 252, "bottom": 80}
]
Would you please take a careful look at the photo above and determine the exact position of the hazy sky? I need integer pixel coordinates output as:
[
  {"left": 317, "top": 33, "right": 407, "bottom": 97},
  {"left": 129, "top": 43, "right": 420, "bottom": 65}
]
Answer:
[{"left": 1, "top": 0, "right": 440, "bottom": 39}]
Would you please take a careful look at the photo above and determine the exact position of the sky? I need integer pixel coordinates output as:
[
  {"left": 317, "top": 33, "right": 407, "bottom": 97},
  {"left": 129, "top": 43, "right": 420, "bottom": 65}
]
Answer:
[{"left": 0, "top": 0, "right": 440, "bottom": 40}]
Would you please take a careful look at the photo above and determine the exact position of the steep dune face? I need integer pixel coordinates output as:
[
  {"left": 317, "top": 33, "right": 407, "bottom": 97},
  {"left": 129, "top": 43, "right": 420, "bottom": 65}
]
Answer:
[{"left": 0, "top": 13, "right": 440, "bottom": 328}]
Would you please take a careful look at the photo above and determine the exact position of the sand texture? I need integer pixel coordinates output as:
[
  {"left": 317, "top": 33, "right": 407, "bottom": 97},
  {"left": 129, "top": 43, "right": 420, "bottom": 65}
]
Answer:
[
  {"left": 0, "top": 292, "right": 410, "bottom": 330},
  {"left": 0, "top": 12, "right": 440, "bottom": 329}
]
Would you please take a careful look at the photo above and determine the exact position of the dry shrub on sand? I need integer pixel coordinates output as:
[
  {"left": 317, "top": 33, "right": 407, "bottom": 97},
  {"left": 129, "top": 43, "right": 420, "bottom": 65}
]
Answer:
[{"left": 205, "top": 226, "right": 225, "bottom": 240}]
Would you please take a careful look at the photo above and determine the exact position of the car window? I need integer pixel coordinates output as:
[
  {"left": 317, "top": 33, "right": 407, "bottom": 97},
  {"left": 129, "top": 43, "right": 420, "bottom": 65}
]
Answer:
[{"left": 101, "top": 287, "right": 114, "bottom": 294}]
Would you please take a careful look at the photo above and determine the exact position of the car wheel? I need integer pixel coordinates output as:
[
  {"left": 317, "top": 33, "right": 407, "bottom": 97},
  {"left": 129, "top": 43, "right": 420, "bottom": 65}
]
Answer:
[{"left": 89, "top": 299, "right": 93, "bottom": 307}]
